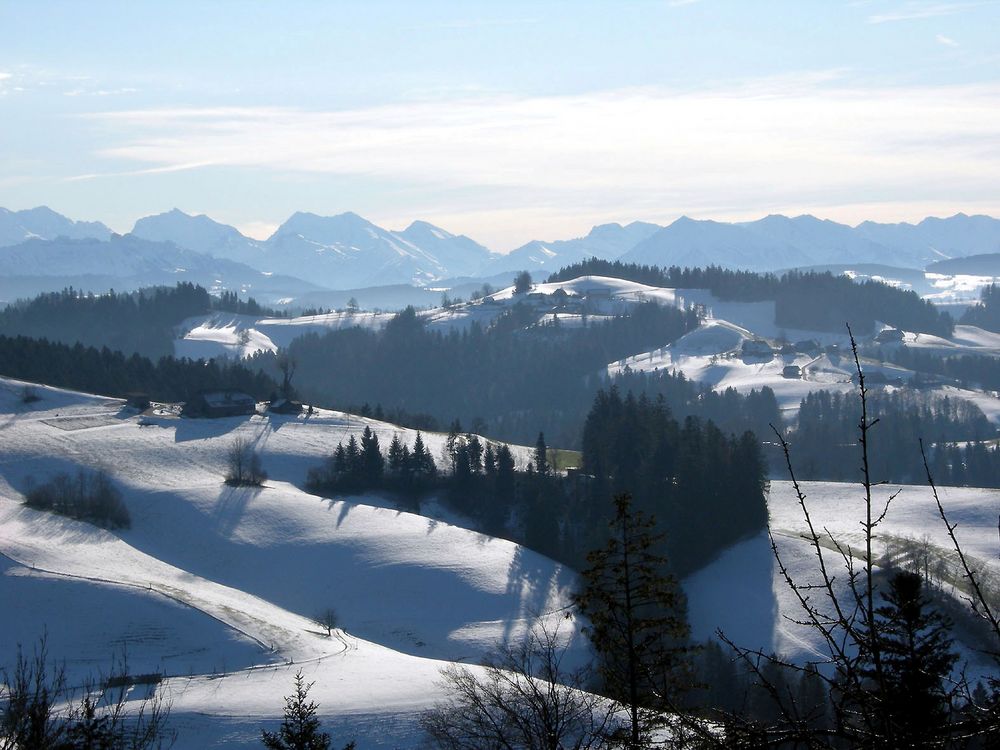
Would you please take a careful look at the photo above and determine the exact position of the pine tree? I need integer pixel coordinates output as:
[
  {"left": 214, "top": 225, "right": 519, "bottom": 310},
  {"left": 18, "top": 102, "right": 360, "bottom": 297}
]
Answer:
[
  {"left": 359, "top": 426, "right": 383, "bottom": 485},
  {"left": 466, "top": 434, "right": 483, "bottom": 474},
  {"left": 573, "top": 493, "right": 692, "bottom": 747},
  {"left": 860, "top": 570, "right": 959, "bottom": 746},
  {"left": 495, "top": 444, "right": 516, "bottom": 504},
  {"left": 534, "top": 432, "right": 549, "bottom": 475},
  {"left": 410, "top": 432, "right": 436, "bottom": 484},
  {"left": 387, "top": 434, "right": 406, "bottom": 476},
  {"left": 261, "top": 670, "right": 345, "bottom": 750},
  {"left": 332, "top": 443, "right": 347, "bottom": 476},
  {"left": 344, "top": 434, "right": 361, "bottom": 487}
]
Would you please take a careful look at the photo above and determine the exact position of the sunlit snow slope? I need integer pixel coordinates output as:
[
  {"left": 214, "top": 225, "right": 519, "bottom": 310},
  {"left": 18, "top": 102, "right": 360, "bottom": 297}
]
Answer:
[{"left": 0, "top": 378, "right": 579, "bottom": 748}]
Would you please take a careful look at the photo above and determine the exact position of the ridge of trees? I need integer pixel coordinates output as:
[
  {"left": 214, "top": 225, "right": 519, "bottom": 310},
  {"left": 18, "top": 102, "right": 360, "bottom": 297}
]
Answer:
[
  {"left": 308, "top": 389, "right": 769, "bottom": 578},
  {"left": 0, "top": 334, "right": 278, "bottom": 403},
  {"left": 260, "top": 302, "right": 782, "bottom": 447},
  {"left": 0, "top": 283, "right": 282, "bottom": 360},
  {"left": 791, "top": 388, "right": 997, "bottom": 484},
  {"left": 886, "top": 345, "right": 1000, "bottom": 392},
  {"left": 961, "top": 282, "right": 1000, "bottom": 332},
  {"left": 548, "top": 259, "right": 954, "bottom": 336}
]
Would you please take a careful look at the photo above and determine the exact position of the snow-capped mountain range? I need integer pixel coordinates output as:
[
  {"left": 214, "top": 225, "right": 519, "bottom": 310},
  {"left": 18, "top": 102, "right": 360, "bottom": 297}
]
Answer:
[{"left": 2, "top": 206, "right": 1000, "bottom": 296}]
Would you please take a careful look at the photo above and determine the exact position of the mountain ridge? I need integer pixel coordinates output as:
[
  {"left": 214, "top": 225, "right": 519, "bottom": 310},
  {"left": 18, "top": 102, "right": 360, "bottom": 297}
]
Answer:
[{"left": 5, "top": 206, "right": 1000, "bottom": 291}]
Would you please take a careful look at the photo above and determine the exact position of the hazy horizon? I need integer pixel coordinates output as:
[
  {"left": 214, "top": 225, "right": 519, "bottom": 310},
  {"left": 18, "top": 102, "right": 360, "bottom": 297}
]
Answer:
[{"left": 2, "top": 1, "right": 999, "bottom": 250}]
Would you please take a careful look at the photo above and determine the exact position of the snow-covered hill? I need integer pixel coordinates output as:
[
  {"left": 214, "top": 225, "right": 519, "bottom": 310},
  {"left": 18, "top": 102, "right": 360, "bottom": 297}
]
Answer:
[
  {"left": 687, "top": 480, "right": 1000, "bottom": 679},
  {"left": 0, "top": 377, "right": 575, "bottom": 747},
  {"left": 1, "top": 376, "right": 996, "bottom": 745},
  {"left": 171, "top": 275, "right": 687, "bottom": 359}
]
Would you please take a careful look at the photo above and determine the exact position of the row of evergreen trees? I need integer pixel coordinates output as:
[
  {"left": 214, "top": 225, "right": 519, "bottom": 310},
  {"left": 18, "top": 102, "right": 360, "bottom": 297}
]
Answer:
[
  {"left": 0, "top": 283, "right": 284, "bottom": 361},
  {"left": 307, "top": 389, "right": 770, "bottom": 578},
  {"left": 548, "top": 259, "right": 954, "bottom": 336},
  {"left": 0, "top": 334, "right": 278, "bottom": 403},
  {"left": 927, "top": 441, "right": 1000, "bottom": 489},
  {"left": 887, "top": 345, "right": 1000, "bottom": 392},
  {"left": 307, "top": 427, "right": 441, "bottom": 497},
  {"left": 0, "top": 283, "right": 212, "bottom": 359},
  {"left": 791, "top": 389, "right": 996, "bottom": 483},
  {"left": 577, "top": 388, "right": 769, "bottom": 576}
]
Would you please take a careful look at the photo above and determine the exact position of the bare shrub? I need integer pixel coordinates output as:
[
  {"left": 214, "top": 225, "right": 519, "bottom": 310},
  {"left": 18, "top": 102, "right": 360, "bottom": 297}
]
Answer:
[
  {"left": 225, "top": 437, "right": 267, "bottom": 487},
  {"left": 23, "top": 469, "right": 130, "bottom": 529}
]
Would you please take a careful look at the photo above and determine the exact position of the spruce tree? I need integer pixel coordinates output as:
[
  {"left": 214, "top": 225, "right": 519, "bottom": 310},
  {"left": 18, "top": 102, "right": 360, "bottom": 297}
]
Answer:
[
  {"left": 534, "top": 432, "right": 549, "bottom": 475},
  {"left": 860, "top": 570, "right": 959, "bottom": 746},
  {"left": 483, "top": 444, "right": 496, "bottom": 475},
  {"left": 466, "top": 434, "right": 484, "bottom": 474},
  {"left": 359, "top": 426, "right": 383, "bottom": 485},
  {"left": 495, "top": 444, "right": 516, "bottom": 505},
  {"left": 387, "top": 434, "right": 406, "bottom": 476},
  {"left": 261, "top": 670, "right": 347, "bottom": 750},
  {"left": 332, "top": 443, "right": 347, "bottom": 476},
  {"left": 410, "top": 432, "right": 436, "bottom": 486},
  {"left": 573, "top": 493, "right": 692, "bottom": 747}
]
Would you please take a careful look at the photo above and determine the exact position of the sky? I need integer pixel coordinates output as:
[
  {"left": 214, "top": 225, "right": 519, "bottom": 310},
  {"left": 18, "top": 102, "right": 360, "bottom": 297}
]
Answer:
[{"left": 1, "top": 0, "right": 999, "bottom": 251}]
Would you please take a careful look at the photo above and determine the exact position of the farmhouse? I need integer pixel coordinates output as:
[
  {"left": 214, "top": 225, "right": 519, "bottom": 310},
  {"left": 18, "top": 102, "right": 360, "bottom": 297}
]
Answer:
[
  {"left": 741, "top": 339, "right": 774, "bottom": 358},
  {"left": 183, "top": 390, "right": 257, "bottom": 418}
]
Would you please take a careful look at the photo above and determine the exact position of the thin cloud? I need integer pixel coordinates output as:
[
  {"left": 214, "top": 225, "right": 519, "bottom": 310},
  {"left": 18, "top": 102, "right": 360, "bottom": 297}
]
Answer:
[
  {"left": 936, "top": 33, "right": 960, "bottom": 45},
  {"left": 868, "top": 1, "right": 988, "bottom": 23},
  {"left": 72, "top": 79, "right": 1000, "bottom": 248},
  {"left": 408, "top": 17, "right": 538, "bottom": 30},
  {"left": 64, "top": 161, "right": 217, "bottom": 182}
]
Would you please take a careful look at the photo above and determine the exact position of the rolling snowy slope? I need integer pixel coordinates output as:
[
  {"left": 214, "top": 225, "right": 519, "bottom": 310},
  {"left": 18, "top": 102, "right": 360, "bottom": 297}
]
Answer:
[
  {"left": 0, "top": 378, "right": 579, "bottom": 748},
  {"left": 687, "top": 479, "right": 1000, "bottom": 680}
]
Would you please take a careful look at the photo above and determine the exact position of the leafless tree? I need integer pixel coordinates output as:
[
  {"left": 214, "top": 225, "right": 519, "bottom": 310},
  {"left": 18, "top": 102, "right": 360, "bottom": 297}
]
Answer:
[
  {"left": 0, "top": 637, "right": 174, "bottom": 750},
  {"left": 316, "top": 609, "right": 339, "bottom": 637},
  {"left": 225, "top": 436, "right": 267, "bottom": 487},
  {"left": 709, "top": 328, "right": 1000, "bottom": 747},
  {"left": 421, "top": 621, "right": 622, "bottom": 750}
]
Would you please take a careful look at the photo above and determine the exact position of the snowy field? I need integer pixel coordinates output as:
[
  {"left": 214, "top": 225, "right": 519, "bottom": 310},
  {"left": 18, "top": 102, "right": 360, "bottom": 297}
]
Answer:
[
  {"left": 1, "top": 377, "right": 998, "bottom": 745},
  {"left": 687, "top": 480, "right": 1000, "bottom": 678},
  {"left": 0, "top": 378, "right": 574, "bottom": 748}
]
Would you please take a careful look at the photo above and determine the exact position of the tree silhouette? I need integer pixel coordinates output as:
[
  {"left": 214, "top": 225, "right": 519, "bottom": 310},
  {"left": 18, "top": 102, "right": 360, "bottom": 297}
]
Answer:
[
  {"left": 573, "top": 492, "right": 692, "bottom": 747},
  {"left": 262, "top": 670, "right": 352, "bottom": 750}
]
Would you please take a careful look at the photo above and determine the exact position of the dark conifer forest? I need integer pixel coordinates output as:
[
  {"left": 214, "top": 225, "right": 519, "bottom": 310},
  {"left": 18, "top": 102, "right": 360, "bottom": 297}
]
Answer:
[
  {"left": 0, "top": 334, "right": 277, "bottom": 402},
  {"left": 0, "top": 283, "right": 279, "bottom": 360},
  {"left": 791, "top": 389, "right": 996, "bottom": 484},
  {"left": 260, "top": 302, "right": 786, "bottom": 447},
  {"left": 308, "top": 388, "right": 769, "bottom": 577}
]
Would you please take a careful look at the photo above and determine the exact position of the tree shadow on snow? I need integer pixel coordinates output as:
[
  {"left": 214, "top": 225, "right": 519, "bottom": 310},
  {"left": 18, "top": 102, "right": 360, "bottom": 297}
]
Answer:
[
  {"left": 501, "top": 545, "right": 562, "bottom": 643},
  {"left": 172, "top": 416, "right": 248, "bottom": 443},
  {"left": 212, "top": 484, "right": 263, "bottom": 538}
]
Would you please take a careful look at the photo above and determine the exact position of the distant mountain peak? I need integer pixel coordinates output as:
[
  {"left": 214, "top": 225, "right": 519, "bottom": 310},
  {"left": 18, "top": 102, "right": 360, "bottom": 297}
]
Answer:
[{"left": 0, "top": 206, "right": 112, "bottom": 248}]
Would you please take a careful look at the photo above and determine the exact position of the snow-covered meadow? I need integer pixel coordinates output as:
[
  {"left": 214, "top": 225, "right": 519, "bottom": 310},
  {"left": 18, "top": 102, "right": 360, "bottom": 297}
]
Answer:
[{"left": 1, "top": 367, "right": 998, "bottom": 746}]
